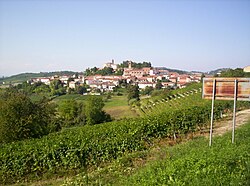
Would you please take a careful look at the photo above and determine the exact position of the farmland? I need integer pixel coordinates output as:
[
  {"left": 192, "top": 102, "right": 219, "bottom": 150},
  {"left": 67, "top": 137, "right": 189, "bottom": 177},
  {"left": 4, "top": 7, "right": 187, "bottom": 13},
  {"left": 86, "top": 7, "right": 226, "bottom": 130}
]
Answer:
[
  {"left": 64, "top": 118, "right": 250, "bottom": 185},
  {"left": 118, "top": 121, "right": 250, "bottom": 186},
  {"left": 51, "top": 93, "right": 138, "bottom": 119},
  {"left": 0, "top": 83, "right": 249, "bottom": 185}
]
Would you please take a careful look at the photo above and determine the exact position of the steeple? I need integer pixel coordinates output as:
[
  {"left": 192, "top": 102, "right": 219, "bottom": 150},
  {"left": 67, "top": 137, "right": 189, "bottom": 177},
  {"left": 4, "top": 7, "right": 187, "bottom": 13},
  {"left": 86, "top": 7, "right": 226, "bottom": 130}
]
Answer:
[{"left": 128, "top": 61, "right": 132, "bottom": 69}]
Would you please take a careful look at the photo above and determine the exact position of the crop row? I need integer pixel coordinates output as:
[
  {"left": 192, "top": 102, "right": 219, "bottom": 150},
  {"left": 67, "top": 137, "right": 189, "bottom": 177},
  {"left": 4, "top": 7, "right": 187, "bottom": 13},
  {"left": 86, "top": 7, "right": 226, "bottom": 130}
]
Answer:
[{"left": 0, "top": 101, "right": 235, "bottom": 184}]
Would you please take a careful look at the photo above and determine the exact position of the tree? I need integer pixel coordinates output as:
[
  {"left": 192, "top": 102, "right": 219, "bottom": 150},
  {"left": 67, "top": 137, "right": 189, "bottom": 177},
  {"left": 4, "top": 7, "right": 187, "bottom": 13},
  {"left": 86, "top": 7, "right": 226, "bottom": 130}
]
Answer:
[
  {"left": 127, "top": 84, "right": 140, "bottom": 101},
  {"left": 115, "top": 69, "right": 124, "bottom": 75},
  {"left": 143, "top": 86, "right": 154, "bottom": 95},
  {"left": 118, "top": 61, "right": 151, "bottom": 68},
  {"left": 0, "top": 90, "right": 57, "bottom": 144},
  {"left": 201, "top": 73, "right": 205, "bottom": 82},
  {"left": 155, "top": 81, "right": 163, "bottom": 90},
  {"left": 58, "top": 100, "right": 85, "bottom": 126},
  {"left": 77, "top": 86, "right": 87, "bottom": 95},
  {"left": 85, "top": 96, "right": 111, "bottom": 125},
  {"left": 99, "top": 67, "right": 114, "bottom": 75},
  {"left": 220, "top": 68, "right": 250, "bottom": 77},
  {"left": 50, "top": 79, "right": 66, "bottom": 96}
]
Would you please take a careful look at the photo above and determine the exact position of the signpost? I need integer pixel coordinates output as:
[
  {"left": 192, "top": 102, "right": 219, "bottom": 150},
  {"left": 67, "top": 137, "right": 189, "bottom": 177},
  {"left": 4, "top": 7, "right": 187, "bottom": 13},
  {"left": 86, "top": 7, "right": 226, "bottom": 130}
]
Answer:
[{"left": 202, "top": 78, "right": 250, "bottom": 146}]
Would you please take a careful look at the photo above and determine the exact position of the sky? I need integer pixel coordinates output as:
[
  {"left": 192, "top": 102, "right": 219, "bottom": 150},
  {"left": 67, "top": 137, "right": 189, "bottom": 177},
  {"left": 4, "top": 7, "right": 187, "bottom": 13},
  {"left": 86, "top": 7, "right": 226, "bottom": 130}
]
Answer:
[{"left": 0, "top": 0, "right": 250, "bottom": 77}]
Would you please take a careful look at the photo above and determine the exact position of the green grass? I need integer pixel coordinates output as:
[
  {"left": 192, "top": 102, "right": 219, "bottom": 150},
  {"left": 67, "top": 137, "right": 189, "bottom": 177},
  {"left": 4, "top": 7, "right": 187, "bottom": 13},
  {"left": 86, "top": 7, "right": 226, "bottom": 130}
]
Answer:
[
  {"left": 53, "top": 94, "right": 91, "bottom": 101},
  {"left": 104, "top": 96, "right": 128, "bottom": 108},
  {"left": 118, "top": 122, "right": 250, "bottom": 186},
  {"left": 104, "top": 95, "right": 139, "bottom": 119},
  {"left": 63, "top": 121, "right": 250, "bottom": 186},
  {"left": 52, "top": 94, "right": 138, "bottom": 119}
]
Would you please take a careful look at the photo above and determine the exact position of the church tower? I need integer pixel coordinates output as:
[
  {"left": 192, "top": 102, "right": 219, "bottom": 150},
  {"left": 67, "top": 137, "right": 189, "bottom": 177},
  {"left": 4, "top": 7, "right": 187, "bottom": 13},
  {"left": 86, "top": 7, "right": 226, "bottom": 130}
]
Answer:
[{"left": 128, "top": 61, "right": 132, "bottom": 69}]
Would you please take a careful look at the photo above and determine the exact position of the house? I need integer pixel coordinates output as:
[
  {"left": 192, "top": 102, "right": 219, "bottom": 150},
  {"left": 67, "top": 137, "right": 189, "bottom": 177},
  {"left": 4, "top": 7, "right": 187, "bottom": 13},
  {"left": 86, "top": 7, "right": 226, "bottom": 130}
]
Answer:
[
  {"left": 162, "top": 82, "right": 175, "bottom": 88},
  {"left": 59, "top": 76, "right": 70, "bottom": 84},
  {"left": 68, "top": 81, "right": 76, "bottom": 89},
  {"left": 243, "top": 66, "right": 250, "bottom": 72},
  {"left": 123, "top": 67, "right": 152, "bottom": 77},
  {"left": 169, "top": 77, "right": 177, "bottom": 83},
  {"left": 31, "top": 78, "right": 51, "bottom": 85},
  {"left": 137, "top": 77, "right": 149, "bottom": 83},
  {"left": 103, "top": 59, "right": 118, "bottom": 70},
  {"left": 178, "top": 75, "right": 192, "bottom": 83},
  {"left": 169, "top": 72, "right": 179, "bottom": 78},
  {"left": 138, "top": 82, "right": 155, "bottom": 89}
]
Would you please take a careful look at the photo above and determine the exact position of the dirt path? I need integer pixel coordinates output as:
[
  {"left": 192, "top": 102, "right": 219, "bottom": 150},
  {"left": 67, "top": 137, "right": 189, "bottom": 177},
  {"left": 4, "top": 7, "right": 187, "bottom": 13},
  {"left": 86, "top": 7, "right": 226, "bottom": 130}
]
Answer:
[{"left": 211, "top": 109, "right": 250, "bottom": 136}]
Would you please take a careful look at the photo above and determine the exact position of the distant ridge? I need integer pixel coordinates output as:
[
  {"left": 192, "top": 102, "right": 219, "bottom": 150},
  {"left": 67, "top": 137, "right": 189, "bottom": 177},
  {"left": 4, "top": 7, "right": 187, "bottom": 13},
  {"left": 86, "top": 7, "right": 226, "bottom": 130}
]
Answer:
[
  {"left": 208, "top": 68, "right": 230, "bottom": 75},
  {"left": 155, "top": 67, "right": 188, "bottom": 74},
  {"left": 0, "top": 71, "right": 78, "bottom": 84}
]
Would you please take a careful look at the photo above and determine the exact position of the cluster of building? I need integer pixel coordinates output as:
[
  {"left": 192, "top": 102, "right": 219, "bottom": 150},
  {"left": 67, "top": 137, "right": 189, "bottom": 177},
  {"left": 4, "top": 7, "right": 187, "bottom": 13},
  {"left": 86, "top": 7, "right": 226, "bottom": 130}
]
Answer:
[{"left": 30, "top": 60, "right": 204, "bottom": 93}]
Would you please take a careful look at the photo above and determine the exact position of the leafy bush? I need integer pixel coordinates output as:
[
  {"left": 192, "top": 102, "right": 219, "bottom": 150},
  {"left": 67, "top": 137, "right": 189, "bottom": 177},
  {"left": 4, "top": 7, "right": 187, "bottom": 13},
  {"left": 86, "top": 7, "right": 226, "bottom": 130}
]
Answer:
[{"left": 0, "top": 90, "right": 58, "bottom": 144}]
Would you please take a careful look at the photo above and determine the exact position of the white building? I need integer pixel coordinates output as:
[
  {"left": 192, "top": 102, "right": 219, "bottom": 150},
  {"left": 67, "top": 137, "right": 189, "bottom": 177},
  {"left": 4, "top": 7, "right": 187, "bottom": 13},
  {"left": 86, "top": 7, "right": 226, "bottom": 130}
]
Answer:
[
  {"left": 103, "top": 59, "right": 118, "bottom": 70},
  {"left": 243, "top": 66, "right": 250, "bottom": 72}
]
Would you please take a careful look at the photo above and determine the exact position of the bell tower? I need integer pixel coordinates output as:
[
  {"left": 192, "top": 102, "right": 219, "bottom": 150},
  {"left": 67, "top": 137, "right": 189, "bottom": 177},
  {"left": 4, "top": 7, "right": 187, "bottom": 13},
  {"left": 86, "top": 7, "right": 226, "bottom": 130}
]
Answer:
[{"left": 128, "top": 61, "right": 132, "bottom": 69}]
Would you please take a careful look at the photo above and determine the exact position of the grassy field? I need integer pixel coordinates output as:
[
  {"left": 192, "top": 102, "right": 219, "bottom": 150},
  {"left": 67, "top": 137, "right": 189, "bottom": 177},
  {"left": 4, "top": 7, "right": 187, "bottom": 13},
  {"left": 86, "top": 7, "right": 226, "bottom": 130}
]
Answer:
[
  {"left": 51, "top": 93, "right": 138, "bottom": 119},
  {"left": 63, "top": 120, "right": 250, "bottom": 185},
  {"left": 119, "top": 124, "right": 250, "bottom": 185},
  {"left": 104, "top": 95, "right": 139, "bottom": 119}
]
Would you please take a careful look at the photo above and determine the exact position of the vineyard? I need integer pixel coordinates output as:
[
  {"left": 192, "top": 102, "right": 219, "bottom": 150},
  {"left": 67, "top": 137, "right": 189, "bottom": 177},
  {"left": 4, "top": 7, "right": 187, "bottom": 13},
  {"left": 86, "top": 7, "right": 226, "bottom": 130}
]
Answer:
[
  {"left": 0, "top": 84, "right": 249, "bottom": 184},
  {"left": 117, "top": 121, "right": 250, "bottom": 186},
  {"left": 137, "top": 83, "right": 203, "bottom": 116}
]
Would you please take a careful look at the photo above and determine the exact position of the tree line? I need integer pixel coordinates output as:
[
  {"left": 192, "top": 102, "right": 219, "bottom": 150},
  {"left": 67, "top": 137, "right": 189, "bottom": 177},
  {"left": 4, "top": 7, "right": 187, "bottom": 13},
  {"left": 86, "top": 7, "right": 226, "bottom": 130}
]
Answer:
[
  {"left": 83, "top": 61, "right": 152, "bottom": 76},
  {"left": 218, "top": 68, "right": 250, "bottom": 77},
  {"left": 0, "top": 88, "right": 111, "bottom": 144}
]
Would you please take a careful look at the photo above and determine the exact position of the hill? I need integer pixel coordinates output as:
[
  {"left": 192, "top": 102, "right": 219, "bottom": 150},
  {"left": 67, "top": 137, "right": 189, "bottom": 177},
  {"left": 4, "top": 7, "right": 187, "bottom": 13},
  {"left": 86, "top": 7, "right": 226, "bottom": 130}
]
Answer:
[
  {"left": 208, "top": 68, "right": 230, "bottom": 75},
  {"left": 0, "top": 71, "right": 78, "bottom": 85},
  {"left": 154, "top": 67, "right": 189, "bottom": 74}
]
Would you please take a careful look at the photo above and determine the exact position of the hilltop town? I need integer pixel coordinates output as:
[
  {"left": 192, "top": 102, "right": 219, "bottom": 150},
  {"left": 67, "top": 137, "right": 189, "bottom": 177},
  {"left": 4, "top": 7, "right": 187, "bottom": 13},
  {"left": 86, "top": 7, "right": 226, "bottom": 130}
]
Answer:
[{"left": 28, "top": 60, "right": 204, "bottom": 94}]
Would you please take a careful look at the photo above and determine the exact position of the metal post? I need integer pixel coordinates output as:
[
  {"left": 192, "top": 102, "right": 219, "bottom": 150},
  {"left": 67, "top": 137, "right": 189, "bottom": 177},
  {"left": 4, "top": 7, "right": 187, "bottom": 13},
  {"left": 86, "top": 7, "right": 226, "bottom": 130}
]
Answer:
[
  {"left": 232, "top": 79, "right": 238, "bottom": 143},
  {"left": 209, "top": 79, "right": 216, "bottom": 146}
]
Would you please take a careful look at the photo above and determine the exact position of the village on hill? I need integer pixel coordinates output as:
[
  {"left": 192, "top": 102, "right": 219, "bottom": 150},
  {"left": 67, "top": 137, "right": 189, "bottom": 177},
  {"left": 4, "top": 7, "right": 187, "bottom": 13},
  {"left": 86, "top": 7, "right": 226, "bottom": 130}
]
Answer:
[{"left": 29, "top": 60, "right": 205, "bottom": 94}]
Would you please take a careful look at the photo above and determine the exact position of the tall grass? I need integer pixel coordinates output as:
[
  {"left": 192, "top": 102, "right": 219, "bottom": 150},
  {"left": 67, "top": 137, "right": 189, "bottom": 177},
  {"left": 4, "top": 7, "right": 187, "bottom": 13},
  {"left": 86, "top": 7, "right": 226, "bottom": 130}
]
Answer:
[{"left": 119, "top": 121, "right": 250, "bottom": 186}]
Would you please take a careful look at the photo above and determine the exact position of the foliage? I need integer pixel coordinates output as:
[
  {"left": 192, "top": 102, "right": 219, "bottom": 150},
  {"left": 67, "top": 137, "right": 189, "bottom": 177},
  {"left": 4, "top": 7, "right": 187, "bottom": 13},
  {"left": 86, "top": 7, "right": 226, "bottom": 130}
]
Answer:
[
  {"left": 50, "top": 79, "right": 66, "bottom": 96},
  {"left": 0, "top": 90, "right": 58, "bottom": 144},
  {"left": 0, "top": 83, "right": 249, "bottom": 184},
  {"left": 141, "top": 86, "right": 154, "bottom": 95},
  {"left": 0, "top": 97, "right": 236, "bottom": 184},
  {"left": 155, "top": 81, "right": 163, "bottom": 89},
  {"left": 85, "top": 96, "right": 111, "bottom": 125},
  {"left": 84, "top": 67, "right": 115, "bottom": 76},
  {"left": 118, "top": 61, "right": 151, "bottom": 69},
  {"left": 150, "top": 89, "right": 171, "bottom": 99},
  {"left": 76, "top": 85, "right": 87, "bottom": 95},
  {"left": 63, "top": 121, "right": 250, "bottom": 185},
  {"left": 127, "top": 84, "right": 140, "bottom": 101},
  {"left": 220, "top": 68, "right": 250, "bottom": 77},
  {"left": 120, "top": 122, "right": 250, "bottom": 186},
  {"left": 15, "top": 81, "right": 50, "bottom": 95},
  {"left": 58, "top": 100, "right": 85, "bottom": 127}
]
